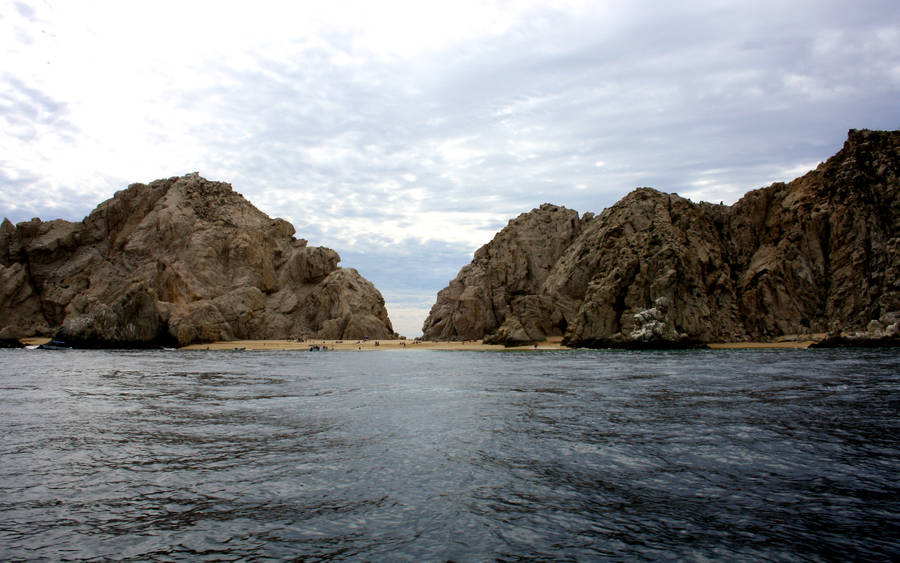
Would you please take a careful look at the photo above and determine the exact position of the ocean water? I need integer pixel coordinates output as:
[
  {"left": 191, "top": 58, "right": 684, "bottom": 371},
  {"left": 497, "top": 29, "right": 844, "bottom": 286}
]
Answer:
[{"left": 1, "top": 348, "right": 898, "bottom": 561}]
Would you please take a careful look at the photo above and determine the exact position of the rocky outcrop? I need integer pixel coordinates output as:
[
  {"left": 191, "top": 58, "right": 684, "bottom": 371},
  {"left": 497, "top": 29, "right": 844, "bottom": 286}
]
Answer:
[
  {"left": 423, "top": 204, "right": 583, "bottom": 343},
  {"left": 0, "top": 173, "right": 396, "bottom": 347},
  {"left": 423, "top": 129, "right": 900, "bottom": 347},
  {"left": 810, "top": 312, "right": 900, "bottom": 348},
  {"left": 542, "top": 188, "right": 739, "bottom": 348}
]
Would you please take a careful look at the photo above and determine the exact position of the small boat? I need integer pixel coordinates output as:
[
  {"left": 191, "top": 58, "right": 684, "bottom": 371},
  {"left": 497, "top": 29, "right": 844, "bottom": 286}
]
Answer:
[{"left": 38, "top": 340, "right": 72, "bottom": 350}]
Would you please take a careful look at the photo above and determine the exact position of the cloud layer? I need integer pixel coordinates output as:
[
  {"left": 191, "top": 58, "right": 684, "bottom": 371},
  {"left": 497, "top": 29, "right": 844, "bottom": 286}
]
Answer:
[{"left": 2, "top": 0, "right": 899, "bottom": 335}]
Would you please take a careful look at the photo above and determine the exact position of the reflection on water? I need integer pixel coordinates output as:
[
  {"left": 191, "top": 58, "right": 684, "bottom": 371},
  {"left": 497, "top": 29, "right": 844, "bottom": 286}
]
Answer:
[{"left": 1, "top": 348, "right": 899, "bottom": 560}]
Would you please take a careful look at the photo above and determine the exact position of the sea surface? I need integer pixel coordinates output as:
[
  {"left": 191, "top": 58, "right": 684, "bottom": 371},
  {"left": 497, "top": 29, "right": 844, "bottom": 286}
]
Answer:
[{"left": 1, "top": 347, "right": 898, "bottom": 561}]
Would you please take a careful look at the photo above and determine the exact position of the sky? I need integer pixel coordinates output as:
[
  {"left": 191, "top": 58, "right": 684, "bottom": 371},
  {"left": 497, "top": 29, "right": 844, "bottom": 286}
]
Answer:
[{"left": 2, "top": 0, "right": 899, "bottom": 337}]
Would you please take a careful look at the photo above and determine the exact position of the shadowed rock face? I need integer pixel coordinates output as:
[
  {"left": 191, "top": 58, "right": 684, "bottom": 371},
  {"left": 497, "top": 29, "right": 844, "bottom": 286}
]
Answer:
[
  {"left": 0, "top": 174, "right": 396, "bottom": 347},
  {"left": 423, "top": 129, "right": 900, "bottom": 347}
]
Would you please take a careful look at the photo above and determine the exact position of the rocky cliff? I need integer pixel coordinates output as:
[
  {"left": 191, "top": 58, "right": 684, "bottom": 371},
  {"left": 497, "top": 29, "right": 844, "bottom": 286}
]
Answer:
[
  {"left": 422, "top": 203, "right": 584, "bottom": 342},
  {"left": 423, "top": 129, "right": 900, "bottom": 347},
  {"left": 0, "top": 173, "right": 396, "bottom": 347}
]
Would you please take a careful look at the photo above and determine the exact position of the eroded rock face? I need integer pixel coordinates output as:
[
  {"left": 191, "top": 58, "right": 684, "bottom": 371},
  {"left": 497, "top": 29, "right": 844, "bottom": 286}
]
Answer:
[
  {"left": 423, "top": 129, "right": 900, "bottom": 347},
  {"left": 544, "top": 188, "right": 741, "bottom": 347},
  {"left": 423, "top": 203, "right": 583, "bottom": 342},
  {"left": 0, "top": 174, "right": 396, "bottom": 346}
]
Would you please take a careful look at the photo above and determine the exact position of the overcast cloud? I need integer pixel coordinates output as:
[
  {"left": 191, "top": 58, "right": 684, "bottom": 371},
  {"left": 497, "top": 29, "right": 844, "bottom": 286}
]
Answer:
[{"left": 2, "top": 0, "right": 899, "bottom": 336}]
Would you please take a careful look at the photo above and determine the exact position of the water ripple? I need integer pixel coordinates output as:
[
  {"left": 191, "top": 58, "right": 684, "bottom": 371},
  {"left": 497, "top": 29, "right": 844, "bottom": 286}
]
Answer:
[{"left": 1, "top": 348, "right": 898, "bottom": 560}]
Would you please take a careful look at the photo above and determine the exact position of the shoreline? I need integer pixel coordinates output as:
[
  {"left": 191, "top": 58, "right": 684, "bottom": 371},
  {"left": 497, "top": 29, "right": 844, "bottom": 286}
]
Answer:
[
  {"left": 179, "top": 337, "right": 570, "bottom": 351},
  {"left": 19, "top": 336, "right": 818, "bottom": 350}
]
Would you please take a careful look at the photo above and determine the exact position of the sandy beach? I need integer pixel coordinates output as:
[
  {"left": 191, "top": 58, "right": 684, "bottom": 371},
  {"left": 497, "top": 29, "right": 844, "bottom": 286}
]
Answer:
[
  {"left": 706, "top": 340, "right": 816, "bottom": 349},
  {"left": 173, "top": 333, "right": 823, "bottom": 351},
  {"left": 179, "top": 337, "right": 571, "bottom": 351},
  {"left": 18, "top": 335, "right": 819, "bottom": 350}
]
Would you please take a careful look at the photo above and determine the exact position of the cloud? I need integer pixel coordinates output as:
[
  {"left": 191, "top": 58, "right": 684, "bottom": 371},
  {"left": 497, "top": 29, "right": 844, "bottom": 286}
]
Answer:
[
  {"left": 2, "top": 0, "right": 899, "bottom": 336},
  {"left": 339, "top": 240, "right": 478, "bottom": 337}
]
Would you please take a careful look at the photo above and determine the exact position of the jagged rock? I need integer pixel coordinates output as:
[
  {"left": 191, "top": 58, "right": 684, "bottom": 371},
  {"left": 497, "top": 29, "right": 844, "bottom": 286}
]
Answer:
[
  {"left": 546, "top": 188, "right": 744, "bottom": 346},
  {"left": 810, "top": 312, "right": 900, "bottom": 347},
  {"left": 630, "top": 297, "right": 678, "bottom": 342},
  {"left": 301, "top": 268, "right": 397, "bottom": 340},
  {"left": 721, "top": 129, "right": 900, "bottom": 339},
  {"left": 424, "top": 129, "right": 900, "bottom": 347},
  {"left": 0, "top": 174, "right": 396, "bottom": 347},
  {"left": 423, "top": 203, "right": 583, "bottom": 341}
]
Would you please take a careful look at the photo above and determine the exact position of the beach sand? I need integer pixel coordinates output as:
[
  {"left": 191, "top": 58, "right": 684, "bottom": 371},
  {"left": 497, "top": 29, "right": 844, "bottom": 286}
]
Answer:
[
  {"left": 180, "top": 335, "right": 820, "bottom": 351},
  {"left": 18, "top": 335, "right": 819, "bottom": 350},
  {"left": 20, "top": 337, "right": 52, "bottom": 347},
  {"left": 706, "top": 340, "right": 815, "bottom": 349},
  {"left": 179, "top": 336, "right": 570, "bottom": 351}
]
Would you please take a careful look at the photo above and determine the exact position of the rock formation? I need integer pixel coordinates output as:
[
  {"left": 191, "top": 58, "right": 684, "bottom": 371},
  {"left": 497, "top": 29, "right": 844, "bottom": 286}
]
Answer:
[
  {"left": 422, "top": 204, "right": 583, "bottom": 342},
  {"left": 0, "top": 173, "right": 396, "bottom": 347},
  {"left": 423, "top": 129, "right": 900, "bottom": 347}
]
